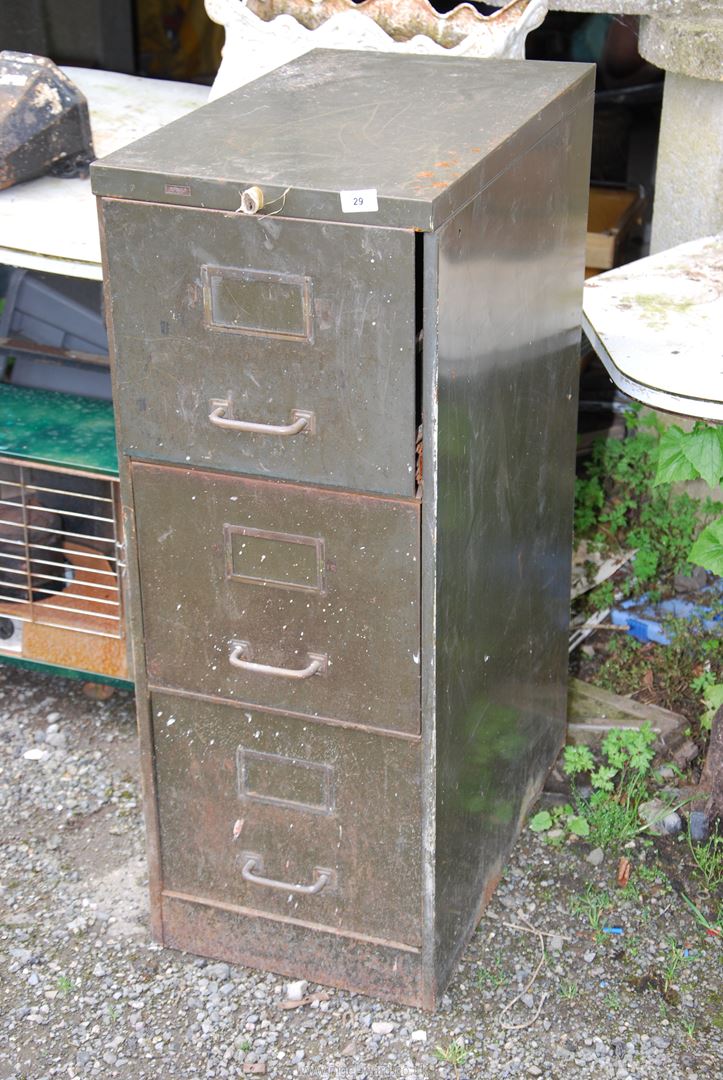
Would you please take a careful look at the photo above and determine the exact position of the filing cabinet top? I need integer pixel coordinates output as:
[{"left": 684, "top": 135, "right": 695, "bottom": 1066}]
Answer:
[{"left": 92, "top": 50, "right": 593, "bottom": 231}]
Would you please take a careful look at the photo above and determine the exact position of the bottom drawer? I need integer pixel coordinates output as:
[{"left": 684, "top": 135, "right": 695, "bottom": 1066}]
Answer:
[{"left": 151, "top": 692, "right": 422, "bottom": 948}]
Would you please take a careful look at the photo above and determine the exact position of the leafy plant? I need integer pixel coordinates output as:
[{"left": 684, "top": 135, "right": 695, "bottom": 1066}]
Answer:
[
  {"left": 561, "top": 724, "right": 665, "bottom": 848},
  {"left": 702, "top": 683, "right": 723, "bottom": 733},
  {"left": 691, "top": 670, "right": 716, "bottom": 694},
  {"left": 637, "top": 862, "right": 665, "bottom": 885},
  {"left": 562, "top": 744, "right": 594, "bottom": 778},
  {"left": 529, "top": 810, "right": 553, "bottom": 833},
  {"left": 602, "top": 724, "right": 656, "bottom": 774},
  {"left": 532, "top": 725, "right": 670, "bottom": 847},
  {"left": 434, "top": 1038, "right": 468, "bottom": 1079},
  {"left": 691, "top": 518, "right": 723, "bottom": 575},
  {"left": 654, "top": 421, "right": 723, "bottom": 576},
  {"left": 568, "top": 815, "right": 591, "bottom": 837},
  {"left": 575, "top": 408, "right": 718, "bottom": 592},
  {"left": 528, "top": 802, "right": 589, "bottom": 840}
]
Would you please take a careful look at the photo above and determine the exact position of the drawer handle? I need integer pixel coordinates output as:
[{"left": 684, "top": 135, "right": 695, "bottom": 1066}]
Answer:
[
  {"left": 229, "top": 640, "right": 327, "bottom": 680},
  {"left": 241, "top": 854, "right": 332, "bottom": 896},
  {"left": 209, "top": 401, "right": 314, "bottom": 436}
]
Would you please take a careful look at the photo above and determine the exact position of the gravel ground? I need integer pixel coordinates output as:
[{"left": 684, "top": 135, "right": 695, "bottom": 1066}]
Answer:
[{"left": 1, "top": 664, "right": 722, "bottom": 1080}]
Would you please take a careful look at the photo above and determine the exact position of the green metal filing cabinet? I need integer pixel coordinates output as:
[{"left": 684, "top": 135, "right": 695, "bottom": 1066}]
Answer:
[{"left": 93, "top": 50, "right": 594, "bottom": 1009}]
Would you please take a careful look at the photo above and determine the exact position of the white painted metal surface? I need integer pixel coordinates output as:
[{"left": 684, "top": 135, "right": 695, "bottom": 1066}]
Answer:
[
  {"left": 0, "top": 68, "right": 208, "bottom": 280},
  {"left": 205, "top": 0, "right": 548, "bottom": 102},
  {"left": 583, "top": 234, "right": 723, "bottom": 422},
  {"left": 0, "top": 2, "right": 548, "bottom": 279}
]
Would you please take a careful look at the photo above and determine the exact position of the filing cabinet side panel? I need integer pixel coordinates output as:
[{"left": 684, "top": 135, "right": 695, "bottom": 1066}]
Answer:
[
  {"left": 429, "top": 94, "right": 594, "bottom": 992},
  {"left": 96, "top": 204, "right": 164, "bottom": 939}
]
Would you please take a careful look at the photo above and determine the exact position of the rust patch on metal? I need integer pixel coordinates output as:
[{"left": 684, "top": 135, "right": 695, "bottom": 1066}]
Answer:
[
  {"left": 0, "top": 337, "right": 108, "bottom": 368},
  {"left": 21, "top": 618, "right": 127, "bottom": 680},
  {"left": 474, "top": 863, "right": 505, "bottom": 929},
  {"left": 160, "top": 891, "right": 426, "bottom": 1007},
  {"left": 0, "top": 541, "right": 127, "bottom": 680}
]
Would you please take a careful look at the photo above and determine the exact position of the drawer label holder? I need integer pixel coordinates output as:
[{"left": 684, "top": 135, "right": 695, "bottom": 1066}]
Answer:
[
  {"left": 224, "top": 524, "right": 326, "bottom": 594},
  {"left": 237, "top": 747, "right": 335, "bottom": 815}
]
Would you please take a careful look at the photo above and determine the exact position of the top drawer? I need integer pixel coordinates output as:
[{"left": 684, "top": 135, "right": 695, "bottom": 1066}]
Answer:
[{"left": 101, "top": 200, "right": 417, "bottom": 496}]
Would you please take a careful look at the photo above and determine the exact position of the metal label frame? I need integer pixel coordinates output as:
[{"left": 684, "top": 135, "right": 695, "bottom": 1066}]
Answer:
[
  {"left": 201, "top": 264, "right": 314, "bottom": 342},
  {"left": 223, "top": 523, "right": 326, "bottom": 595},
  {"left": 237, "top": 747, "right": 335, "bottom": 815}
]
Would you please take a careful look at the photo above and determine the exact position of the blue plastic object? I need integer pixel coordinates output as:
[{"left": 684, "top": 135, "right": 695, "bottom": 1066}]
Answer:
[{"left": 611, "top": 584, "right": 723, "bottom": 645}]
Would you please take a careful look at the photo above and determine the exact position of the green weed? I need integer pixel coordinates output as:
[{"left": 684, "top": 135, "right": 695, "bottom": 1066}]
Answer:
[
  {"left": 637, "top": 862, "right": 666, "bottom": 886},
  {"left": 688, "top": 830, "right": 723, "bottom": 890},
  {"left": 559, "top": 980, "right": 579, "bottom": 1001},
  {"left": 561, "top": 723, "right": 670, "bottom": 848},
  {"left": 625, "top": 934, "right": 641, "bottom": 959},
  {"left": 596, "top": 617, "right": 723, "bottom": 723},
  {"left": 681, "top": 1017, "right": 697, "bottom": 1040},
  {"left": 575, "top": 408, "right": 718, "bottom": 591},
  {"left": 581, "top": 791, "right": 642, "bottom": 849},
  {"left": 476, "top": 958, "right": 505, "bottom": 990},
  {"left": 574, "top": 409, "right": 722, "bottom": 743},
  {"left": 569, "top": 884, "right": 612, "bottom": 931},
  {"left": 662, "top": 938, "right": 688, "bottom": 994},
  {"left": 529, "top": 802, "right": 589, "bottom": 841},
  {"left": 434, "top": 1039, "right": 468, "bottom": 1079},
  {"left": 701, "top": 684, "right": 723, "bottom": 732}
]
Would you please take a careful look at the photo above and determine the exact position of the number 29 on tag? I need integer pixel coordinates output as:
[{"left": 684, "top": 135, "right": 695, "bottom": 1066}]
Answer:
[{"left": 340, "top": 188, "right": 379, "bottom": 213}]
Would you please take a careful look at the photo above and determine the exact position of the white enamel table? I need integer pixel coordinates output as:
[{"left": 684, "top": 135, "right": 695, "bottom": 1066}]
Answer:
[
  {"left": 582, "top": 234, "right": 723, "bottom": 423},
  {"left": 0, "top": 68, "right": 208, "bottom": 281}
]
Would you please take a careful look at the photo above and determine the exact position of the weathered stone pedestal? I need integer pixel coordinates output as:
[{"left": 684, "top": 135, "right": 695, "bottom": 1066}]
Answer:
[
  {"left": 639, "top": 10, "right": 722, "bottom": 252},
  {"left": 489, "top": 0, "right": 722, "bottom": 252}
]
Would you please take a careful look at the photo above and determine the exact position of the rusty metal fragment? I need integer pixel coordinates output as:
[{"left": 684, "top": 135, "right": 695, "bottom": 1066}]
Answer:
[{"left": 617, "top": 856, "right": 632, "bottom": 889}]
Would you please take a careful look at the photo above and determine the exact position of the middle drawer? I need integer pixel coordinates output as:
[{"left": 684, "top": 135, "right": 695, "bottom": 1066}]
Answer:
[{"left": 132, "top": 464, "right": 421, "bottom": 735}]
